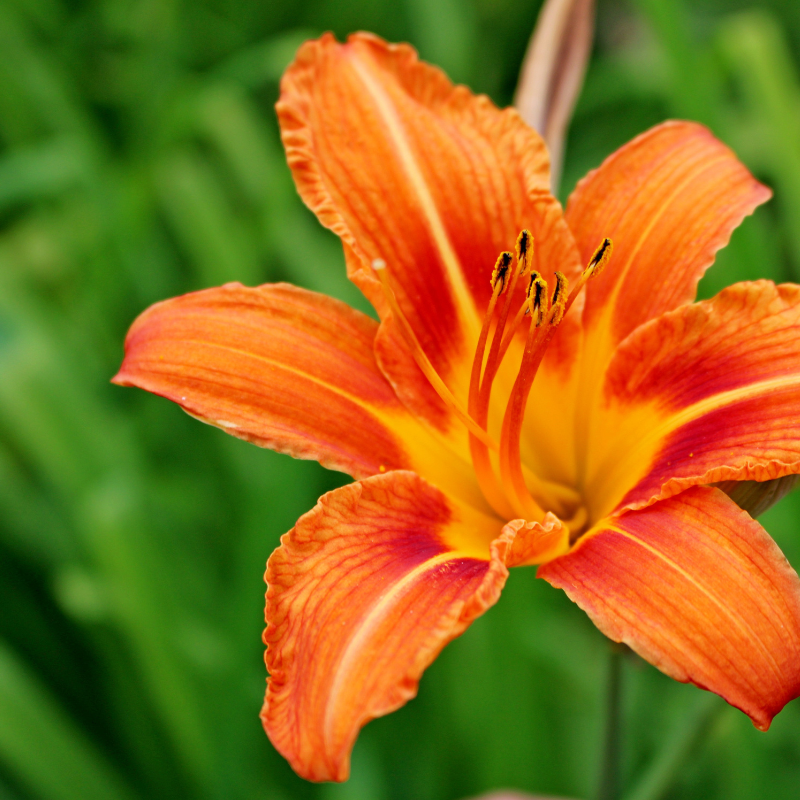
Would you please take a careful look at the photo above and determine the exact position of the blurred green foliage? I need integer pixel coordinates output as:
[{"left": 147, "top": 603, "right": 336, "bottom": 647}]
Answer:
[{"left": 1, "top": 0, "right": 800, "bottom": 798}]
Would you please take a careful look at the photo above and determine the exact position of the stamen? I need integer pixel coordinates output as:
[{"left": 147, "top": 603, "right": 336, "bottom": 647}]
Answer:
[
  {"left": 371, "top": 261, "right": 497, "bottom": 450},
  {"left": 468, "top": 253, "right": 513, "bottom": 414},
  {"left": 466, "top": 233, "right": 534, "bottom": 517},
  {"left": 471, "top": 268, "right": 548, "bottom": 519},
  {"left": 470, "top": 230, "right": 533, "bottom": 456},
  {"left": 498, "top": 242, "right": 612, "bottom": 521},
  {"left": 372, "top": 233, "right": 613, "bottom": 528},
  {"left": 528, "top": 272, "right": 550, "bottom": 326},
  {"left": 469, "top": 239, "right": 564, "bottom": 520},
  {"left": 477, "top": 234, "right": 534, "bottom": 411},
  {"left": 497, "top": 289, "right": 552, "bottom": 519},
  {"left": 515, "top": 227, "right": 532, "bottom": 275},
  {"left": 466, "top": 251, "right": 517, "bottom": 518},
  {"left": 588, "top": 237, "right": 613, "bottom": 276}
]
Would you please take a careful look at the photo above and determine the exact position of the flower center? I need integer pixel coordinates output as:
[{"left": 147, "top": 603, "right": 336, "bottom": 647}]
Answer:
[{"left": 372, "top": 233, "right": 612, "bottom": 530}]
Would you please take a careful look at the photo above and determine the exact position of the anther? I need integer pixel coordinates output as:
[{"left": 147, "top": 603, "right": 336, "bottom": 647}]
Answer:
[
  {"left": 565, "top": 238, "right": 614, "bottom": 316},
  {"left": 491, "top": 252, "right": 514, "bottom": 293},
  {"left": 527, "top": 273, "right": 548, "bottom": 326},
  {"left": 515, "top": 229, "right": 532, "bottom": 274},
  {"left": 551, "top": 271, "right": 567, "bottom": 306},
  {"left": 588, "top": 238, "right": 613, "bottom": 277},
  {"left": 526, "top": 271, "right": 540, "bottom": 294},
  {"left": 548, "top": 272, "right": 568, "bottom": 326}
]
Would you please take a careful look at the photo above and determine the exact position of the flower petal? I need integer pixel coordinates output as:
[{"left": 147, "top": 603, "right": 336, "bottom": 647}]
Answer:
[
  {"left": 113, "top": 282, "right": 405, "bottom": 476},
  {"left": 262, "top": 470, "right": 559, "bottom": 781},
  {"left": 539, "top": 486, "right": 800, "bottom": 730},
  {"left": 566, "top": 121, "right": 771, "bottom": 408},
  {"left": 584, "top": 281, "right": 800, "bottom": 518},
  {"left": 278, "top": 32, "right": 582, "bottom": 433},
  {"left": 112, "top": 283, "right": 487, "bottom": 508}
]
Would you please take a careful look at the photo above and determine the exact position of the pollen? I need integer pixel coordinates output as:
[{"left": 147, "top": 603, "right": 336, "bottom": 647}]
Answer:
[
  {"left": 490, "top": 252, "right": 513, "bottom": 293},
  {"left": 548, "top": 272, "right": 568, "bottom": 326},
  {"left": 527, "top": 272, "right": 548, "bottom": 326},
  {"left": 588, "top": 237, "right": 613, "bottom": 276}
]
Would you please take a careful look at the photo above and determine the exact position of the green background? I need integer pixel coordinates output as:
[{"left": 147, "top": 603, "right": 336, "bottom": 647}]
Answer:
[{"left": 1, "top": 0, "right": 800, "bottom": 798}]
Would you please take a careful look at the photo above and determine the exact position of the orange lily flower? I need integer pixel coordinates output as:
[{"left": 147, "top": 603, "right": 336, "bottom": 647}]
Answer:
[{"left": 113, "top": 33, "right": 800, "bottom": 784}]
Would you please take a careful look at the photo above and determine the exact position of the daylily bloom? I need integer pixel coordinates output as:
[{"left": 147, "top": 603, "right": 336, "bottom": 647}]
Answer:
[{"left": 113, "top": 33, "right": 800, "bottom": 784}]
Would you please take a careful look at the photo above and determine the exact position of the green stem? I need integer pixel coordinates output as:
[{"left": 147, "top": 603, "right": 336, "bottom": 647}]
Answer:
[
  {"left": 622, "top": 693, "right": 723, "bottom": 800},
  {"left": 595, "top": 643, "right": 625, "bottom": 800}
]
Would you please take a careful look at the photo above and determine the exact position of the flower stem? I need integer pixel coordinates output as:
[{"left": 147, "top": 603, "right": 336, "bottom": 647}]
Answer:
[
  {"left": 595, "top": 642, "right": 625, "bottom": 800},
  {"left": 621, "top": 693, "right": 723, "bottom": 800}
]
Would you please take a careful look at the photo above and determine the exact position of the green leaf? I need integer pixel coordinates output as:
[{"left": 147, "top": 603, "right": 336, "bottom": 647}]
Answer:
[{"left": 0, "top": 640, "right": 139, "bottom": 800}]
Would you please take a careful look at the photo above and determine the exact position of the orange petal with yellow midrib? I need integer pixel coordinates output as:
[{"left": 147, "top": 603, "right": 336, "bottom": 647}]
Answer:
[
  {"left": 262, "top": 471, "right": 562, "bottom": 782},
  {"left": 539, "top": 486, "right": 800, "bottom": 730},
  {"left": 585, "top": 281, "right": 800, "bottom": 518},
  {"left": 566, "top": 121, "right": 771, "bottom": 437},
  {"left": 113, "top": 282, "right": 415, "bottom": 478},
  {"left": 278, "top": 32, "right": 582, "bottom": 435}
]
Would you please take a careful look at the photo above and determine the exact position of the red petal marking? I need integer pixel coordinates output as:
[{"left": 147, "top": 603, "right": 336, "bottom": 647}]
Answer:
[
  {"left": 262, "top": 471, "right": 556, "bottom": 782},
  {"left": 587, "top": 282, "right": 800, "bottom": 516},
  {"left": 113, "top": 282, "right": 409, "bottom": 478},
  {"left": 567, "top": 121, "right": 771, "bottom": 348},
  {"left": 278, "top": 32, "right": 582, "bottom": 432},
  {"left": 539, "top": 487, "right": 800, "bottom": 730}
]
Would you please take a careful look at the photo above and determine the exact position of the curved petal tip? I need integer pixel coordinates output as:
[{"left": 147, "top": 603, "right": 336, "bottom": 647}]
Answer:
[
  {"left": 540, "top": 486, "right": 800, "bottom": 730},
  {"left": 261, "top": 471, "right": 556, "bottom": 781}
]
